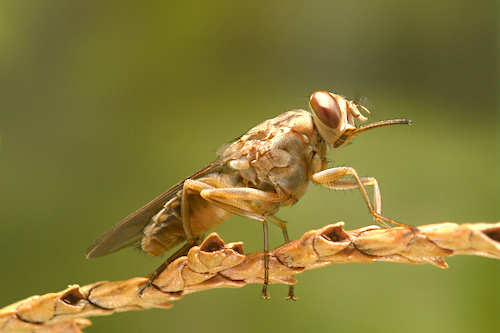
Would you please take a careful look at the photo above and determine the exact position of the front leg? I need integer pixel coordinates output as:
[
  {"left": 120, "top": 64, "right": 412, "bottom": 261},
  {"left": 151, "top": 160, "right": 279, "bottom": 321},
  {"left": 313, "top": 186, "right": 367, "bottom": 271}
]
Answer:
[{"left": 311, "top": 166, "right": 407, "bottom": 228}]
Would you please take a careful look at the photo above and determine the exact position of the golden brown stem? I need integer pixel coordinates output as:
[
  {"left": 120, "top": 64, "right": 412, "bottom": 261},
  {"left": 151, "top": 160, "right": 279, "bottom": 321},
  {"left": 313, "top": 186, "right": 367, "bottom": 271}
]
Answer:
[{"left": 1, "top": 221, "right": 499, "bottom": 333}]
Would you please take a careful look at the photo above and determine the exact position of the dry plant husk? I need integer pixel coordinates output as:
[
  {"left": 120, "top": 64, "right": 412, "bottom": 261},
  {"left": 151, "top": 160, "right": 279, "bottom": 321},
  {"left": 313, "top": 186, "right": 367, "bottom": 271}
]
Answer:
[{"left": 1, "top": 221, "right": 499, "bottom": 332}]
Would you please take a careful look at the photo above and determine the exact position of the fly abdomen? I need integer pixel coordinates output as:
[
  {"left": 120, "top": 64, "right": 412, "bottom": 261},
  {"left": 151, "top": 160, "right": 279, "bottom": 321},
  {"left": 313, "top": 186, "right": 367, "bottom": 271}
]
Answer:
[{"left": 141, "top": 194, "right": 185, "bottom": 256}]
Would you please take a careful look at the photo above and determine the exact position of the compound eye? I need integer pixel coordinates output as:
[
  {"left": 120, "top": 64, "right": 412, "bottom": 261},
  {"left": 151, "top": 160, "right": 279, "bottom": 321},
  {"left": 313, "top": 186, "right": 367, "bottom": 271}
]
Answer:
[{"left": 309, "top": 91, "right": 341, "bottom": 129}]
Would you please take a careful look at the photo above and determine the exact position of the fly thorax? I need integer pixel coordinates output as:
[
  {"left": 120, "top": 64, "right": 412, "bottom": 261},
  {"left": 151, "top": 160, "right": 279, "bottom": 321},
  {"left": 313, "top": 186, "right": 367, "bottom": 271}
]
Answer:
[{"left": 250, "top": 130, "right": 313, "bottom": 202}]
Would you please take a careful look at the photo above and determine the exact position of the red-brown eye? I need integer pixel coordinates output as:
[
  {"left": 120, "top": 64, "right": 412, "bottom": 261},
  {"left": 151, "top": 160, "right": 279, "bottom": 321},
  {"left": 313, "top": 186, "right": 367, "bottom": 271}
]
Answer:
[{"left": 309, "top": 91, "right": 341, "bottom": 129}]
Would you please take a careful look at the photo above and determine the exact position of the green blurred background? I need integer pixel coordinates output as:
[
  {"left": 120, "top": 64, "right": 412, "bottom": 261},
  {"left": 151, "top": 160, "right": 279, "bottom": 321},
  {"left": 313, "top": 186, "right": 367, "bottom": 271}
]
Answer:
[{"left": 0, "top": 1, "right": 498, "bottom": 332}]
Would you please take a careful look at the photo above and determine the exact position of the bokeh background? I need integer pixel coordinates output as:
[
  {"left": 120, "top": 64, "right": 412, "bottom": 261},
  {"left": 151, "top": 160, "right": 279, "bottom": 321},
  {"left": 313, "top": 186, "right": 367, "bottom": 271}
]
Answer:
[{"left": 0, "top": 1, "right": 498, "bottom": 332}]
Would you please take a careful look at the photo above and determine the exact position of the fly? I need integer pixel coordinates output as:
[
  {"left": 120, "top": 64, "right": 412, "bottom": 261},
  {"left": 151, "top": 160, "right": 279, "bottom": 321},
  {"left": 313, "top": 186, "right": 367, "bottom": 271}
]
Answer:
[{"left": 86, "top": 91, "right": 411, "bottom": 299}]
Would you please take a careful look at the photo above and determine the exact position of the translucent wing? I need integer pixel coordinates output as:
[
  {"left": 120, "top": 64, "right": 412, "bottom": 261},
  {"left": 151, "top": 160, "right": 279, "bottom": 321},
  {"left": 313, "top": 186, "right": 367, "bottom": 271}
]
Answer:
[{"left": 85, "top": 155, "right": 235, "bottom": 259}]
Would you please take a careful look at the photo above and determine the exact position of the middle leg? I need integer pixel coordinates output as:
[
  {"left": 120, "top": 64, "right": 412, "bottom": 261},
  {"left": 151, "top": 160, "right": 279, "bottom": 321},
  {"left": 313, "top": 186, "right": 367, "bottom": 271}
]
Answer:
[{"left": 199, "top": 186, "right": 286, "bottom": 299}]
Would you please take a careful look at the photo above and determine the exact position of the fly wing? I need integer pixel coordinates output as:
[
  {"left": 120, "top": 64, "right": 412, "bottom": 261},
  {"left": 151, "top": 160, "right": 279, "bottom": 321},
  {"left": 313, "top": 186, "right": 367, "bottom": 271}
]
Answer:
[
  {"left": 85, "top": 183, "right": 183, "bottom": 258},
  {"left": 85, "top": 155, "right": 236, "bottom": 259}
]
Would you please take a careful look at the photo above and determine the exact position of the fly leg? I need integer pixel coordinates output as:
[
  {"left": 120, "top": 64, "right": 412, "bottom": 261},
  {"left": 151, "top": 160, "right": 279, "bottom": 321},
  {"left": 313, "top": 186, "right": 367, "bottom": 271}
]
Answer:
[
  {"left": 138, "top": 241, "right": 196, "bottom": 296},
  {"left": 311, "top": 166, "right": 410, "bottom": 228},
  {"left": 198, "top": 187, "right": 283, "bottom": 299},
  {"left": 267, "top": 215, "right": 296, "bottom": 300},
  {"left": 138, "top": 179, "right": 214, "bottom": 296}
]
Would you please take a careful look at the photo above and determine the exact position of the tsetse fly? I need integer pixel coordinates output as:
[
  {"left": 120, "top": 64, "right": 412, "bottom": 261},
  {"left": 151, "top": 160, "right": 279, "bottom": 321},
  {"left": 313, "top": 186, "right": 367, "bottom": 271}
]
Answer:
[{"left": 86, "top": 91, "right": 411, "bottom": 299}]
